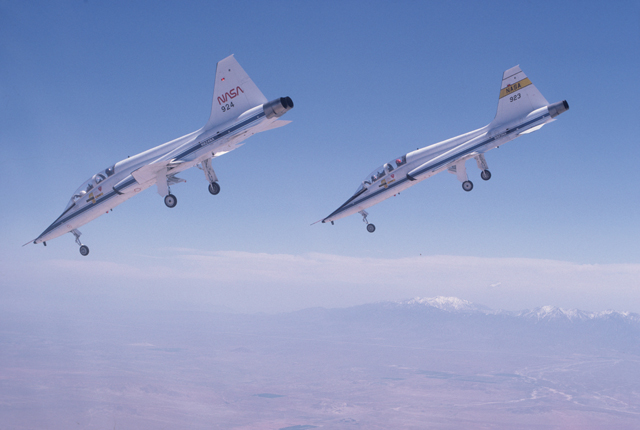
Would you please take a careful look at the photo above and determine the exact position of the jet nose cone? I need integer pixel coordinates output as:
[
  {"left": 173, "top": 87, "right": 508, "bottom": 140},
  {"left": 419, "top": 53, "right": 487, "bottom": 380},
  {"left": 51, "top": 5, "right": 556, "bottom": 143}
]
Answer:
[
  {"left": 34, "top": 228, "right": 53, "bottom": 244},
  {"left": 34, "top": 211, "right": 72, "bottom": 244}
]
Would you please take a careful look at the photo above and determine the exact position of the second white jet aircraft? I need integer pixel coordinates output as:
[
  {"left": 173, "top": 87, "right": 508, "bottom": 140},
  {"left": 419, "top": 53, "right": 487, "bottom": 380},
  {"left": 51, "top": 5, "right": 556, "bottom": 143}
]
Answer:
[
  {"left": 321, "top": 65, "right": 568, "bottom": 232},
  {"left": 28, "top": 55, "right": 293, "bottom": 255}
]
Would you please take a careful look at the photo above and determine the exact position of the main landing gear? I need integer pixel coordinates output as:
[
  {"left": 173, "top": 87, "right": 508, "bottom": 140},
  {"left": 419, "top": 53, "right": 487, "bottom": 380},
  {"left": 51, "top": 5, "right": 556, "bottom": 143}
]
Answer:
[
  {"left": 359, "top": 210, "right": 376, "bottom": 233},
  {"left": 201, "top": 158, "right": 221, "bottom": 196},
  {"left": 476, "top": 153, "right": 491, "bottom": 183},
  {"left": 158, "top": 174, "right": 184, "bottom": 208},
  {"left": 462, "top": 168, "right": 490, "bottom": 191},
  {"left": 449, "top": 154, "right": 493, "bottom": 192},
  {"left": 208, "top": 182, "right": 220, "bottom": 195},
  {"left": 71, "top": 229, "right": 89, "bottom": 257},
  {"left": 164, "top": 193, "right": 178, "bottom": 208}
]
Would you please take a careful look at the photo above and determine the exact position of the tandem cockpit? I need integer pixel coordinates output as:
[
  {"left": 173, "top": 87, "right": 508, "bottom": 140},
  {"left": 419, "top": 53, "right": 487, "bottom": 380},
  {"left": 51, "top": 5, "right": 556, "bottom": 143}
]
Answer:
[
  {"left": 63, "top": 165, "right": 116, "bottom": 212},
  {"left": 354, "top": 155, "right": 407, "bottom": 195}
]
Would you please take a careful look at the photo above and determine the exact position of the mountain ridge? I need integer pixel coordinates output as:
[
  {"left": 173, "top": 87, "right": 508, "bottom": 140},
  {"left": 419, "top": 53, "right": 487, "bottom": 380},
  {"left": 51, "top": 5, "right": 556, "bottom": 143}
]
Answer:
[{"left": 386, "top": 296, "right": 640, "bottom": 323}]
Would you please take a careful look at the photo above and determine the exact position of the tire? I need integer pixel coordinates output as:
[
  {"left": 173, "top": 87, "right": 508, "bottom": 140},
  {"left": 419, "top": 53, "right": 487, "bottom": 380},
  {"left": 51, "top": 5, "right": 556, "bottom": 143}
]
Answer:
[
  {"left": 208, "top": 182, "right": 221, "bottom": 195},
  {"left": 366, "top": 224, "right": 376, "bottom": 233},
  {"left": 79, "top": 245, "right": 90, "bottom": 256},
  {"left": 164, "top": 194, "right": 178, "bottom": 208},
  {"left": 481, "top": 170, "right": 491, "bottom": 181},
  {"left": 462, "top": 181, "right": 473, "bottom": 192}
]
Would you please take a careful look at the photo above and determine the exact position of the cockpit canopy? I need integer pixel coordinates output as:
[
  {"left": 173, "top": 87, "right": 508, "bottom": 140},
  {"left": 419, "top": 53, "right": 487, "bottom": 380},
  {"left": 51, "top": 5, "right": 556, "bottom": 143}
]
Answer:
[
  {"left": 64, "top": 165, "right": 116, "bottom": 211},
  {"left": 354, "top": 155, "right": 407, "bottom": 194}
]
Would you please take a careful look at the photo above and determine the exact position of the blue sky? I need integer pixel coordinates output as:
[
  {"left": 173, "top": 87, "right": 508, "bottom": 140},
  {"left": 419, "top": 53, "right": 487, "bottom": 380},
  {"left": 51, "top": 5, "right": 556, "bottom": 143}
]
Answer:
[{"left": 1, "top": 1, "right": 639, "bottom": 313}]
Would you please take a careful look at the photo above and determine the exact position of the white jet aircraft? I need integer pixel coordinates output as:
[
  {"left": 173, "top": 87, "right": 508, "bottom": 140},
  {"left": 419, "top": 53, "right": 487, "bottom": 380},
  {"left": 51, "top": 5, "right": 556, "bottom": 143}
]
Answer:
[
  {"left": 27, "top": 55, "right": 293, "bottom": 255},
  {"left": 321, "top": 65, "right": 568, "bottom": 232}
]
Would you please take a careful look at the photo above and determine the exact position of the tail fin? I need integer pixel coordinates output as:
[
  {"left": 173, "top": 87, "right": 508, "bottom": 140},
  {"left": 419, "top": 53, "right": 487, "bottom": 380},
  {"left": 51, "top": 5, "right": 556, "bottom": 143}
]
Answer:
[
  {"left": 491, "top": 65, "right": 549, "bottom": 126},
  {"left": 206, "top": 55, "right": 268, "bottom": 128}
]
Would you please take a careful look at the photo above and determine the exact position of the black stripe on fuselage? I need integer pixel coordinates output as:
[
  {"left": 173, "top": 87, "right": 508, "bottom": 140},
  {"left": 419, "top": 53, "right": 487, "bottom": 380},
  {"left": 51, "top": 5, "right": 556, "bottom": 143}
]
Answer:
[{"left": 326, "top": 114, "right": 549, "bottom": 220}]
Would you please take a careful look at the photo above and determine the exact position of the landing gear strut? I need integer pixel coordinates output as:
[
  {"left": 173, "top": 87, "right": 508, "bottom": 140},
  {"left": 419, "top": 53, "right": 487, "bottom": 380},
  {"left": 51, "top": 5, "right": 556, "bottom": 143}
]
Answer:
[
  {"left": 449, "top": 161, "right": 474, "bottom": 192},
  {"left": 158, "top": 173, "right": 182, "bottom": 208},
  {"left": 359, "top": 210, "right": 376, "bottom": 233},
  {"left": 201, "top": 158, "right": 221, "bottom": 196},
  {"left": 476, "top": 154, "right": 491, "bottom": 181},
  {"left": 71, "top": 229, "right": 89, "bottom": 256}
]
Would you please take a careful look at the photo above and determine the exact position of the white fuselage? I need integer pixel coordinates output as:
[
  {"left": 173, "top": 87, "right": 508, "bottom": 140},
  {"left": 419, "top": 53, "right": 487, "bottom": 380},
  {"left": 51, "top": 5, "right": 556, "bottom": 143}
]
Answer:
[
  {"left": 322, "top": 105, "right": 555, "bottom": 224},
  {"left": 35, "top": 105, "right": 281, "bottom": 244}
]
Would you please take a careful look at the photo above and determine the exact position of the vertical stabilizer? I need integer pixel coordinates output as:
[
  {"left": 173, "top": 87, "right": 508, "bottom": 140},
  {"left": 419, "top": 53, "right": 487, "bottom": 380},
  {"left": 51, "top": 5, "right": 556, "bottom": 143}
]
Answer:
[
  {"left": 491, "top": 66, "right": 549, "bottom": 127},
  {"left": 206, "top": 55, "right": 268, "bottom": 128}
]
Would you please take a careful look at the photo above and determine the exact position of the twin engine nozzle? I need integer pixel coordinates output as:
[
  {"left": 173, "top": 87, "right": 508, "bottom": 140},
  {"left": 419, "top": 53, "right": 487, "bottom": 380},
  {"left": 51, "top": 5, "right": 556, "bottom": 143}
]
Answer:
[{"left": 264, "top": 96, "right": 294, "bottom": 119}]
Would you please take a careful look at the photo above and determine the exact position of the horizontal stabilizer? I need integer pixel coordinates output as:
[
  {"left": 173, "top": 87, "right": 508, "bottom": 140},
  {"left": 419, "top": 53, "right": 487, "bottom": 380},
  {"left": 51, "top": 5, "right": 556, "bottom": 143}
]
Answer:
[
  {"left": 262, "top": 120, "right": 291, "bottom": 130},
  {"left": 518, "top": 123, "right": 545, "bottom": 135}
]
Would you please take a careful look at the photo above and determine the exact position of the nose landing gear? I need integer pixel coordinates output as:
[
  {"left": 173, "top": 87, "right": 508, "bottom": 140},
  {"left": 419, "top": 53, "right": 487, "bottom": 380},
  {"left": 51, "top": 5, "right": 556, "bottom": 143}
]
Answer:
[
  {"left": 359, "top": 210, "right": 376, "bottom": 233},
  {"left": 71, "top": 229, "right": 89, "bottom": 256}
]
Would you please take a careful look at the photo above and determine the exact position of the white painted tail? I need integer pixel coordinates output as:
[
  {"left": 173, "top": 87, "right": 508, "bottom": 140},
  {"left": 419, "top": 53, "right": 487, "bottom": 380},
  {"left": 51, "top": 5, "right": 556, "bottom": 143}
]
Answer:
[
  {"left": 206, "top": 55, "right": 268, "bottom": 128},
  {"left": 490, "top": 65, "right": 549, "bottom": 127}
]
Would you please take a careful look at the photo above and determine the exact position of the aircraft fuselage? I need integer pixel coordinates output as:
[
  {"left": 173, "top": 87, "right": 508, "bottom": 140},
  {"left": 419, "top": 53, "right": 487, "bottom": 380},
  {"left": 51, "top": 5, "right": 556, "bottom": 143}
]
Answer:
[
  {"left": 322, "top": 102, "right": 566, "bottom": 224},
  {"left": 35, "top": 103, "right": 289, "bottom": 245}
]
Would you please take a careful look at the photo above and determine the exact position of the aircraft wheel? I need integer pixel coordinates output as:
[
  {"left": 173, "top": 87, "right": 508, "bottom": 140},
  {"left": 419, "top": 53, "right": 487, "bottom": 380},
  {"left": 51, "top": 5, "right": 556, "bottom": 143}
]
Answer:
[
  {"left": 208, "top": 182, "right": 220, "bottom": 195},
  {"left": 366, "top": 224, "right": 376, "bottom": 233},
  {"left": 462, "top": 181, "right": 474, "bottom": 192},
  {"left": 164, "top": 194, "right": 178, "bottom": 208},
  {"left": 481, "top": 170, "right": 491, "bottom": 181},
  {"left": 79, "top": 245, "right": 90, "bottom": 256}
]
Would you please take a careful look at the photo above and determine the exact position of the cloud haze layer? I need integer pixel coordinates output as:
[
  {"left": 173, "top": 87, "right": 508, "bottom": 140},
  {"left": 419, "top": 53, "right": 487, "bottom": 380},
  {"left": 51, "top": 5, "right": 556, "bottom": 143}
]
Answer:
[{"left": 4, "top": 250, "right": 639, "bottom": 313}]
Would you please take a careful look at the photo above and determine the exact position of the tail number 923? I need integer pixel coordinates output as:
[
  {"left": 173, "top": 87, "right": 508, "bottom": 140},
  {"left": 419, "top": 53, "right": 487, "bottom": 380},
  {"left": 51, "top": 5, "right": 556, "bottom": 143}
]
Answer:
[{"left": 509, "top": 93, "right": 521, "bottom": 103}]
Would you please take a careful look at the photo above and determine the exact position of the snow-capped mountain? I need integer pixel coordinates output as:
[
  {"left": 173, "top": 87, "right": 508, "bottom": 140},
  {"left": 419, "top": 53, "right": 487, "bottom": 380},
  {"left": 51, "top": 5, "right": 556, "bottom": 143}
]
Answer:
[
  {"left": 399, "top": 296, "right": 491, "bottom": 313},
  {"left": 390, "top": 296, "right": 640, "bottom": 324},
  {"left": 515, "top": 306, "right": 640, "bottom": 322}
]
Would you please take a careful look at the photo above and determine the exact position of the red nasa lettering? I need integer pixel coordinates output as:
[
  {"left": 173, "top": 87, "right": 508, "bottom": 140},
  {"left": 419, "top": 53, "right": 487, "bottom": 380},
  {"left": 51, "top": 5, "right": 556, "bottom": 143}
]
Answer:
[{"left": 217, "top": 86, "right": 244, "bottom": 105}]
